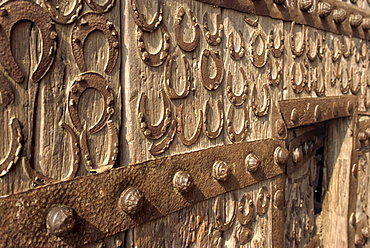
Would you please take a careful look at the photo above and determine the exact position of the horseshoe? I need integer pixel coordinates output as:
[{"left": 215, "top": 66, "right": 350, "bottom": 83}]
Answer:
[
  {"left": 228, "top": 31, "right": 246, "bottom": 61},
  {"left": 43, "top": 0, "right": 83, "bottom": 24},
  {"left": 331, "top": 38, "right": 342, "bottom": 62},
  {"left": 305, "top": 67, "right": 314, "bottom": 93},
  {"left": 237, "top": 193, "right": 255, "bottom": 226},
  {"left": 201, "top": 49, "right": 224, "bottom": 91},
  {"left": 269, "top": 29, "right": 284, "bottom": 58},
  {"left": 84, "top": 0, "right": 115, "bottom": 13},
  {"left": 0, "top": 71, "right": 14, "bottom": 107},
  {"left": 252, "top": 77, "right": 270, "bottom": 117},
  {"left": 289, "top": 22, "right": 306, "bottom": 57},
  {"left": 129, "top": 0, "right": 162, "bottom": 32},
  {"left": 0, "top": 118, "right": 22, "bottom": 177},
  {"left": 306, "top": 29, "right": 319, "bottom": 62},
  {"left": 226, "top": 67, "right": 249, "bottom": 106},
  {"left": 243, "top": 15, "right": 259, "bottom": 27},
  {"left": 250, "top": 30, "right": 268, "bottom": 68},
  {"left": 349, "top": 67, "right": 361, "bottom": 94},
  {"left": 354, "top": 45, "right": 362, "bottom": 63},
  {"left": 137, "top": 26, "right": 170, "bottom": 67},
  {"left": 290, "top": 62, "right": 306, "bottom": 94},
  {"left": 68, "top": 72, "right": 114, "bottom": 134},
  {"left": 331, "top": 60, "right": 343, "bottom": 87},
  {"left": 339, "top": 68, "right": 350, "bottom": 94},
  {"left": 165, "top": 55, "right": 190, "bottom": 99},
  {"left": 318, "top": 35, "right": 326, "bottom": 60},
  {"left": 149, "top": 120, "right": 177, "bottom": 155},
  {"left": 267, "top": 60, "right": 282, "bottom": 86},
  {"left": 80, "top": 120, "right": 118, "bottom": 173},
  {"left": 0, "top": 0, "right": 57, "bottom": 83},
  {"left": 203, "top": 12, "right": 224, "bottom": 46},
  {"left": 256, "top": 186, "right": 270, "bottom": 216},
  {"left": 315, "top": 67, "right": 326, "bottom": 96},
  {"left": 203, "top": 100, "right": 223, "bottom": 139},
  {"left": 340, "top": 35, "right": 353, "bottom": 58},
  {"left": 176, "top": 103, "right": 203, "bottom": 146},
  {"left": 174, "top": 7, "right": 200, "bottom": 52},
  {"left": 214, "top": 194, "right": 237, "bottom": 232},
  {"left": 23, "top": 123, "right": 79, "bottom": 185},
  {"left": 226, "top": 104, "right": 249, "bottom": 143},
  {"left": 72, "top": 12, "right": 119, "bottom": 74},
  {"left": 138, "top": 89, "right": 171, "bottom": 140}
]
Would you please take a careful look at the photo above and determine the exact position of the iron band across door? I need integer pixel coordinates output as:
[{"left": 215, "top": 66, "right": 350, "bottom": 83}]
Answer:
[{"left": 0, "top": 139, "right": 285, "bottom": 247}]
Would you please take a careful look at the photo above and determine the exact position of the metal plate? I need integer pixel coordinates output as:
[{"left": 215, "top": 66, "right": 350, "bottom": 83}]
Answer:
[{"left": 0, "top": 139, "right": 285, "bottom": 247}]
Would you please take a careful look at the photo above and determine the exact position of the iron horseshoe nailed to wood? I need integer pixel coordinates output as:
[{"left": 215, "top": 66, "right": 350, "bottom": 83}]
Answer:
[
  {"left": 149, "top": 120, "right": 177, "bottom": 155},
  {"left": 43, "top": 0, "right": 83, "bottom": 24},
  {"left": 68, "top": 72, "right": 115, "bottom": 134},
  {"left": 176, "top": 103, "right": 203, "bottom": 146},
  {"left": 228, "top": 31, "right": 246, "bottom": 61},
  {"left": 174, "top": 6, "right": 200, "bottom": 52},
  {"left": 23, "top": 123, "right": 80, "bottom": 186},
  {"left": 201, "top": 49, "right": 224, "bottom": 91},
  {"left": 84, "top": 0, "right": 116, "bottom": 13},
  {"left": 138, "top": 89, "right": 172, "bottom": 140},
  {"left": 268, "top": 29, "right": 284, "bottom": 58},
  {"left": 226, "top": 104, "right": 249, "bottom": 142},
  {"left": 214, "top": 194, "right": 237, "bottom": 232},
  {"left": 289, "top": 22, "right": 306, "bottom": 58},
  {"left": 203, "top": 100, "right": 224, "bottom": 139},
  {"left": 256, "top": 186, "right": 270, "bottom": 215},
  {"left": 72, "top": 12, "right": 119, "bottom": 74},
  {"left": 249, "top": 29, "right": 268, "bottom": 68},
  {"left": 251, "top": 76, "right": 270, "bottom": 117},
  {"left": 237, "top": 193, "right": 255, "bottom": 226},
  {"left": 165, "top": 55, "right": 191, "bottom": 99},
  {"left": 226, "top": 67, "right": 249, "bottom": 106},
  {"left": 129, "top": 0, "right": 162, "bottom": 32},
  {"left": 203, "top": 12, "right": 224, "bottom": 46},
  {"left": 0, "top": 0, "right": 57, "bottom": 83}
]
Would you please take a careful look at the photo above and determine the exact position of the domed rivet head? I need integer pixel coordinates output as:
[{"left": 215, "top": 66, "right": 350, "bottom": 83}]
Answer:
[
  {"left": 355, "top": 233, "right": 365, "bottom": 245},
  {"left": 318, "top": 2, "right": 332, "bottom": 18},
  {"left": 362, "top": 18, "right": 370, "bottom": 31},
  {"left": 314, "top": 105, "right": 321, "bottom": 121},
  {"left": 245, "top": 153, "right": 261, "bottom": 172},
  {"left": 274, "top": 146, "right": 289, "bottom": 165},
  {"left": 212, "top": 161, "right": 231, "bottom": 181},
  {"left": 333, "top": 9, "right": 347, "bottom": 24},
  {"left": 362, "top": 227, "right": 370, "bottom": 238},
  {"left": 46, "top": 205, "right": 77, "bottom": 237},
  {"left": 299, "top": 0, "right": 313, "bottom": 12},
  {"left": 173, "top": 171, "right": 193, "bottom": 193},
  {"left": 273, "top": 190, "right": 284, "bottom": 209},
  {"left": 359, "top": 132, "right": 368, "bottom": 142},
  {"left": 118, "top": 187, "right": 145, "bottom": 215},
  {"left": 290, "top": 108, "right": 299, "bottom": 125},
  {"left": 350, "top": 14, "right": 363, "bottom": 28},
  {"left": 292, "top": 147, "right": 303, "bottom": 163}
]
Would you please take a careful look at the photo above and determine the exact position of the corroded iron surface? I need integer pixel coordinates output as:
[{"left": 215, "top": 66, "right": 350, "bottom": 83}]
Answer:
[{"left": 0, "top": 139, "right": 285, "bottom": 247}]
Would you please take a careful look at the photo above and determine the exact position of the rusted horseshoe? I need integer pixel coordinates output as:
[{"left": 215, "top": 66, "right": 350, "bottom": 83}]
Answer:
[
  {"left": 228, "top": 31, "right": 246, "bottom": 61},
  {"left": 339, "top": 67, "right": 349, "bottom": 94},
  {"left": 201, "top": 49, "right": 224, "bottom": 91},
  {"left": 174, "top": 7, "right": 200, "bottom": 52},
  {"left": 267, "top": 60, "right": 282, "bottom": 86},
  {"left": 43, "top": 0, "right": 83, "bottom": 24},
  {"left": 0, "top": 71, "right": 14, "bottom": 107},
  {"left": 331, "top": 60, "right": 342, "bottom": 87},
  {"left": 250, "top": 30, "right": 268, "bottom": 68},
  {"left": 226, "top": 104, "right": 249, "bottom": 143},
  {"left": 243, "top": 15, "right": 259, "bottom": 27},
  {"left": 80, "top": 120, "right": 118, "bottom": 173},
  {"left": 269, "top": 29, "right": 284, "bottom": 58},
  {"left": 256, "top": 186, "right": 270, "bottom": 215},
  {"left": 72, "top": 12, "right": 119, "bottom": 74},
  {"left": 349, "top": 67, "right": 361, "bottom": 94},
  {"left": 129, "top": 0, "right": 162, "bottom": 32},
  {"left": 0, "top": 0, "right": 57, "bottom": 83},
  {"left": 340, "top": 35, "right": 353, "bottom": 58},
  {"left": 290, "top": 62, "right": 306, "bottom": 94},
  {"left": 331, "top": 38, "right": 342, "bottom": 62},
  {"left": 84, "top": 0, "right": 115, "bottom": 13},
  {"left": 252, "top": 77, "right": 270, "bottom": 117},
  {"left": 315, "top": 68, "right": 326, "bottom": 96},
  {"left": 0, "top": 118, "right": 21, "bottom": 177},
  {"left": 23, "top": 123, "right": 79, "bottom": 185},
  {"left": 176, "top": 104, "right": 203, "bottom": 146},
  {"left": 306, "top": 29, "right": 319, "bottom": 62},
  {"left": 305, "top": 67, "right": 314, "bottom": 93},
  {"left": 137, "top": 26, "right": 170, "bottom": 67},
  {"left": 289, "top": 22, "right": 306, "bottom": 57},
  {"left": 138, "top": 89, "right": 171, "bottom": 140},
  {"left": 214, "top": 194, "right": 237, "bottom": 232},
  {"left": 203, "top": 12, "right": 224, "bottom": 46},
  {"left": 165, "top": 55, "right": 190, "bottom": 99},
  {"left": 318, "top": 35, "right": 326, "bottom": 60},
  {"left": 226, "top": 67, "right": 249, "bottom": 106},
  {"left": 237, "top": 193, "right": 255, "bottom": 226},
  {"left": 354, "top": 46, "right": 362, "bottom": 63},
  {"left": 68, "top": 72, "right": 114, "bottom": 134},
  {"left": 203, "top": 100, "right": 223, "bottom": 139},
  {"left": 149, "top": 120, "right": 177, "bottom": 155}
]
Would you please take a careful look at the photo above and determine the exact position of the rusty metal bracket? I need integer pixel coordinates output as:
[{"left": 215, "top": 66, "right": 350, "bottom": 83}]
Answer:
[
  {"left": 174, "top": 7, "right": 200, "bottom": 52},
  {"left": 72, "top": 13, "right": 119, "bottom": 74},
  {"left": 279, "top": 95, "right": 357, "bottom": 129},
  {"left": 43, "top": 0, "right": 83, "bottom": 24},
  {"left": 84, "top": 0, "right": 115, "bottom": 13},
  {"left": 0, "top": 0, "right": 57, "bottom": 83},
  {"left": 0, "top": 139, "right": 285, "bottom": 247}
]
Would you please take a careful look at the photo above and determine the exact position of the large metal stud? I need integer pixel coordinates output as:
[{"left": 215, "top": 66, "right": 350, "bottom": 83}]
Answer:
[
  {"left": 118, "top": 187, "right": 145, "bottom": 215},
  {"left": 46, "top": 205, "right": 77, "bottom": 237},
  {"left": 350, "top": 14, "right": 363, "bottom": 28},
  {"left": 292, "top": 147, "right": 303, "bottom": 163},
  {"left": 212, "top": 161, "right": 231, "bottom": 181},
  {"left": 274, "top": 146, "right": 289, "bottom": 165},
  {"left": 333, "top": 9, "right": 347, "bottom": 24},
  {"left": 318, "top": 2, "right": 332, "bottom": 18},
  {"left": 245, "top": 154, "right": 261, "bottom": 172},
  {"left": 173, "top": 171, "right": 194, "bottom": 193}
]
